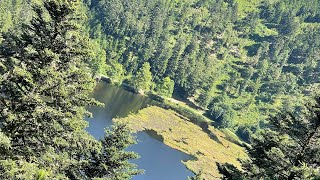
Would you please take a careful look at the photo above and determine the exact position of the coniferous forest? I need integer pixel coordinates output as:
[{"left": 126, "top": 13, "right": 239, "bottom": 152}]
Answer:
[{"left": 0, "top": 0, "right": 319, "bottom": 179}]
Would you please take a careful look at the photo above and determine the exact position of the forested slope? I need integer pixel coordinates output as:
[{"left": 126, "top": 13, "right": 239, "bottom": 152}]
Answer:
[
  {"left": 85, "top": 0, "right": 320, "bottom": 131},
  {"left": 1, "top": 0, "right": 319, "bottom": 179},
  {"left": 1, "top": 0, "right": 319, "bottom": 136}
]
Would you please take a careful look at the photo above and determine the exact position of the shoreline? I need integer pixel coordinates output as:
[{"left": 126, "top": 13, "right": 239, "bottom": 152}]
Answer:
[{"left": 115, "top": 106, "right": 248, "bottom": 179}]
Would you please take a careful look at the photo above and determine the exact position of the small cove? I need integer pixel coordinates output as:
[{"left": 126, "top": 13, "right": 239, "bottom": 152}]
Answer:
[{"left": 86, "top": 82, "right": 194, "bottom": 180}]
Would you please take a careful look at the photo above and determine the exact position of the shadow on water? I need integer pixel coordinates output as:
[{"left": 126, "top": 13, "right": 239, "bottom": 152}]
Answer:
[
  {"left": 144, "top": 129, "right": 164, "bottom": 142},
  {"left": 86, "top": 81, "right": 195, "bottom": 180},
  {"left": 90, "top": 82, "right": 155, "bottom": 118}
]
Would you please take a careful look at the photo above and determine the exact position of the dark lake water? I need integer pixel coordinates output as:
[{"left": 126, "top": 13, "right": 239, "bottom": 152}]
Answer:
[{"left": 86, "top": 82, "right": 194, "bottom": 180}]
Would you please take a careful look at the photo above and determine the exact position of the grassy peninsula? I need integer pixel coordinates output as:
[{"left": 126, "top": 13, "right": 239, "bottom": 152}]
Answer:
[{"left": 115, "top": 106, "right": 247, "bottom": 179}]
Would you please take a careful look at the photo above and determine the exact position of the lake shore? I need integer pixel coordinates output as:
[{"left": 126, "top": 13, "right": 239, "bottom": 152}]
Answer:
[
  {"left": 115, "top": 106, "right": 248, "bottom": 179},
  {"left": 97, "top": 76, "right": 216, "bottom": 126}
]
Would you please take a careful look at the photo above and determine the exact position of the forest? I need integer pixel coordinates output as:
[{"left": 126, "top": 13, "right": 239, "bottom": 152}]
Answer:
[
  {"left": 85, "top": 0, "right": 320, "bottom": 132},
  {"left": 0, "top": 0, "right": 319, "bottom": 179}
]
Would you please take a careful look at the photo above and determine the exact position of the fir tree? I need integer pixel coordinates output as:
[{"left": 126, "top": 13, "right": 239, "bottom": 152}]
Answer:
[
  {"left": 0, "top": 0, "right": 141, "bottom": 179},
  {"left": 218, "top": 97, "right": 320, "bottom": 179},
  {"left": 132, "top": 62, "right": 153, "bottom": 91}
]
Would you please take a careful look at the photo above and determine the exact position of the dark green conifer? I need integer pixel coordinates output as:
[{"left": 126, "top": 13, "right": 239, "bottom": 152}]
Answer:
[
  {"left": 0, "top": 1, "right": 141, "bottom": 179},
  {"left": 218, "top": 97, "right": 320, "bottom": 179}
]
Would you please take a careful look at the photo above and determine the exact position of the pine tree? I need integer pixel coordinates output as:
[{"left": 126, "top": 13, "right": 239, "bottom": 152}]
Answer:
[
  {"left": 85, "top": 122, "right": 143, "bottom": 179},
  {"left": 132, "top": 62, "right": 153, "bottom": 91},
  {"left": 156, "top": 77, "right": 174, "bottom": 97},
  {"left": 218, "top": 97, "right": 320, "bottom": 179},
  {"left": 0, "top": 0, "right": 141, "bottom": 179}
]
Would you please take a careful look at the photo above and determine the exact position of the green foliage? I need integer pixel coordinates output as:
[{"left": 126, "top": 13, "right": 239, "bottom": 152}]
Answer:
[
  {"left": 85, "top": 0, "right": 320, "bottom": 129},
  {"left": 0, "top": 1, "right": 141, "bottom": 179},
  {"left": 131, "top": 62, "right": 153, "bottom": 91},
  {"left": 219, "top": 97, "right": 320, "bottom": 179},
  {"left": 217, "top": 163, "right": 244, "bottom": 180},
  {"left": 0, "top": 159, "right": 51, "bottom": 180},
  {"left": 156, "top": 77, "right": 175, "bottom": 97},
  {"left": 85, "top": 122, "right": 143, "bottom": 179},
  {"left": 2, "top": 0, "right": 319, "bottom": 178},
  {"left": 2, "top": 0, "right": 317, "bottom": 132},
  {"left": 106, "top": 60, "right": 126, "bottom": 84},
  {"left": 88, "top": 0, "right": 236, "bottom": 94},
  {"left": 0, "top": 0, "right": 35, "bottom": 34},
  {"left": 0, "top": 131, "right": 11, "bottom": 151},
  {"left": 87, "top": 38, "right": 108, "bottom": 75},
  {"left": 160, "top": 99, "right": 210, "bottom": 125}
]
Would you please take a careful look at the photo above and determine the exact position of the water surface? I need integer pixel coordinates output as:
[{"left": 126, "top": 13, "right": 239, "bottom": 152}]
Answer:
[{"left": 86, "top": 82, "right": 194, "bottom": 180}]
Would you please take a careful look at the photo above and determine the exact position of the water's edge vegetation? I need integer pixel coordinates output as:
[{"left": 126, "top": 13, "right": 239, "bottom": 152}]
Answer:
[
  {"left": 86, "top": 82, "right": 195, "bottom": 179},
  {"left": 1, "top": 0, "right": 319, "bottom": 179},
  {"left": 115, "top": 106, "right": 247, "bottom": 179},
  {"left": 96, "top": 79, "right": 247, "bottom": 178}
]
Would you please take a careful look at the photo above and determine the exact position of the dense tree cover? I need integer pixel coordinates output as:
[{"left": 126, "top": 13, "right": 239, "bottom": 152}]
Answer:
[
  {"left": 0, "top": 0, "right": 107, "bottom": 75},
  {"left": 85, "top": 0, "right": 320, "bottom": 130},
  {"left": 156, "top": 77, "right": 175, "bottom": 97},
  {"left": 0, "top": 0, "right": 140, "bottom": 179},
  {"left": 87, "top": 0, "right": 237, "bottom": 95},
  {"left": 218, "top": 97, "right": 320, "bottom": 179},
  {"left": 130, "top": 62, "right": 153, "bottom": 92},
  {"left": 1, "top": 0, "right": 319, "bottom": 178},
  {"left": 0, "top": 0, "right": 37, "bottom": 34}
]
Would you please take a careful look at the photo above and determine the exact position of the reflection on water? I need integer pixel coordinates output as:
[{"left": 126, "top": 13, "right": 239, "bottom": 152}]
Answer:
[
  {"left": 92, "top": 82, "right": 155, "bottom": 118},
  {"left": 86, "top": 81, "right": 194, "bottom": 180}
]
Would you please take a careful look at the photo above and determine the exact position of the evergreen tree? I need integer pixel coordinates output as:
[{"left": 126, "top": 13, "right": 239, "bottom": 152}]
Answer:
[
  {"left": 132, "top": 62, "right": 153, "bottom": 91},
  {"left": 218, "top": 97, "right": 320, "bottom": 179},
  {"left": 156, "top": 77, "right": 174, "bottom": 97},
  {"left": 0, "top": 0, "right": 141, "bottom": 179},
  {"left": 85, "top": 122, "right": 143, "bottom": 179},
  {"left": 86, "top": 0, "right": 320, "bottom": 129}
]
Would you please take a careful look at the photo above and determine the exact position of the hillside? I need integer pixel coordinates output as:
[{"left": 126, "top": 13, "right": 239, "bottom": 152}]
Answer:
[
  {"left": 85, "top": 0, "right": 320, "bottom": 132},
  {"left": 0, "top": 0, "right": 319, "bottom": 179}
]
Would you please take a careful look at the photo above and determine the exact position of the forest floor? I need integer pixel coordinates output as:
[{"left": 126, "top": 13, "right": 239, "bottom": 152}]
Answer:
[{"left": 115, "top": 106, "right": 248, "bottom": 179}]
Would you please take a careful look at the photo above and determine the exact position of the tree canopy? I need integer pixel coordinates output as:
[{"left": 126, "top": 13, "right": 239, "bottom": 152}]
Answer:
[
  {"left": 0, "top": 0, "right": 141, "bottom": 179},
  {"left": 85, "top": 0, "right": 320, "bottom": 130},
  {"left": 218, "top": 97, "right": 320, "bottom": 179},
  {"left": 1, "top": 0, "right": 319, "bottom": 178}
]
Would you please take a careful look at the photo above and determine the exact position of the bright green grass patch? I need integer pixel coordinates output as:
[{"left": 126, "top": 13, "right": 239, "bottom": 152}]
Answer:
[
  {"left": 235, "top": 0, "right": 262, "bottom": 18},
  {"left": 255, "top": 21, "right": 278, "bottom": 37}
]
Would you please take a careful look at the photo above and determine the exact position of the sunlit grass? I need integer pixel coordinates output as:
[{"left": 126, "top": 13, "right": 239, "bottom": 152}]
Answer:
[{"left": 115, "top": 106, "right": 247, "bottom": 179}]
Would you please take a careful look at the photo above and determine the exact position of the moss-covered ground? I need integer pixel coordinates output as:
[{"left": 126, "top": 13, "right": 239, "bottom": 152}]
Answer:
[{"left": 115, "top": 106, "right": 247, "bottom": 179}]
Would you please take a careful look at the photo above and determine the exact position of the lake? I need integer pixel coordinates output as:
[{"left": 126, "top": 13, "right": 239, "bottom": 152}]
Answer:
[{"left": 86, "top": 82, "right": 194, "bottom": 180}]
